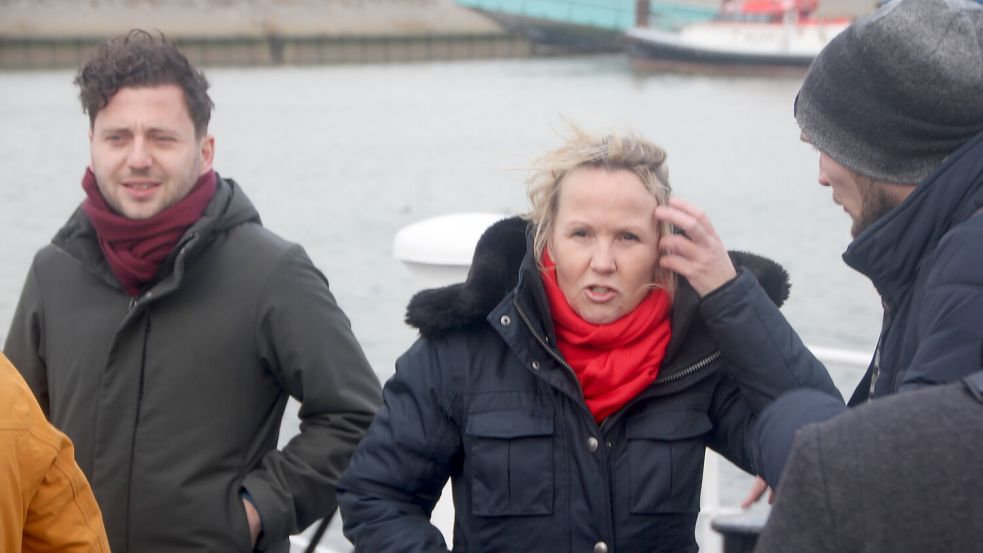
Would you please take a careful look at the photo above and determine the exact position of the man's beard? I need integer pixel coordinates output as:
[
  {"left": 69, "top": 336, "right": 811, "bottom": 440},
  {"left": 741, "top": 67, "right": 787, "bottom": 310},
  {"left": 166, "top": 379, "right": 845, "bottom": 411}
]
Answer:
[{"left": 852, "top": 179, "right": 902, "bottom": 238}]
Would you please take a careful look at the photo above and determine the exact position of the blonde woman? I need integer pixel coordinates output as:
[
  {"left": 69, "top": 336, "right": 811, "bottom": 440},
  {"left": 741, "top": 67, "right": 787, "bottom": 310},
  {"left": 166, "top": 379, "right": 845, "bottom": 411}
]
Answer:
[{"left": 338, "top": 128, "right": 839, "bottom": 553}]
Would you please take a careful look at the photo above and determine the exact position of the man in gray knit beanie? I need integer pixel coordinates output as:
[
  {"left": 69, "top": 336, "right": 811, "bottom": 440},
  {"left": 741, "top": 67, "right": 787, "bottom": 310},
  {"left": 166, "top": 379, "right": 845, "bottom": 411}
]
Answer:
[
  {"left": 796, "top": 0, "right": 983, "bottom": 237},
  {"left": 748, "top": 0, "right": 983, "bottom": 549}
]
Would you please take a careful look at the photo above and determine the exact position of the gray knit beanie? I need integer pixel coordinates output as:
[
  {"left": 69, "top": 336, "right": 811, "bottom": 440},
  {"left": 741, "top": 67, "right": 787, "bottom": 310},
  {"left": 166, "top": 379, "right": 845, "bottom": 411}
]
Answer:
[{"left": 795, "top": 0, "right": 983, "bottom": 184}]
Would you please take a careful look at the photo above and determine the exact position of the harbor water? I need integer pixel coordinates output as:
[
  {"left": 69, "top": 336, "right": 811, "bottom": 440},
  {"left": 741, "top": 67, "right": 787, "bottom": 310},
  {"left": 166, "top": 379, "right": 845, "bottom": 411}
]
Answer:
[{"left": 0, "top": 56, "right": 880, "bottom": 550}]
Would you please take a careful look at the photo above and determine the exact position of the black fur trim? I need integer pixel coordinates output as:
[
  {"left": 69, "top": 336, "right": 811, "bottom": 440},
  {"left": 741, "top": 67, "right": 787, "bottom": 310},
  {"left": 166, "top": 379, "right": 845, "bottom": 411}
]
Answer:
[
  {"left": 405, "top": 217, "right": 529, "bottom": 337},
  {"left": 728, "top": 250, "right": 791, "bottom": 306}
]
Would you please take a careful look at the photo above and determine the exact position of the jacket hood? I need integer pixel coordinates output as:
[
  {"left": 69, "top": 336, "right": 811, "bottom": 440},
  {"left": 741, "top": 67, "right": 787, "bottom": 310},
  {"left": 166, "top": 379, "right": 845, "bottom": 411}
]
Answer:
[
  {"left": 406, "top": 216, "right": 790, "bottom": 339},
  {"left": 198, "top": 175, "right": 262, "bottom": 234}
]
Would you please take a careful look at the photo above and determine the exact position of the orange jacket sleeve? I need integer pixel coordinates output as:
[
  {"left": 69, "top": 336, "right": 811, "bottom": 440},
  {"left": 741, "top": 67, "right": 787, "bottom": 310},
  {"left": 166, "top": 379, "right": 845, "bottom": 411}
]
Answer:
[{"left": 1, "top": 354, "right": 111, "bottom": 553}]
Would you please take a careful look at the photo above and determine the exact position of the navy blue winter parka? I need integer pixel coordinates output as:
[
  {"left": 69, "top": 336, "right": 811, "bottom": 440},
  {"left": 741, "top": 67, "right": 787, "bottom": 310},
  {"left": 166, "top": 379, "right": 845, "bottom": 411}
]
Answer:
[
  {"left": 844, "top": 131, "right": 983, "bottom": 401},
  {"left": 755, "top": 131, "right": 983, "bottom": 486},
  {"left": 338, "top": 218, "right": 839, "bottom": 553}
]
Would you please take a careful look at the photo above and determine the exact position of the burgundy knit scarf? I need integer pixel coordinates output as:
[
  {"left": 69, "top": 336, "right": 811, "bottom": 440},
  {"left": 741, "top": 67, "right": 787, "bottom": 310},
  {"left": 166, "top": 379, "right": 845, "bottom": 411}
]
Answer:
[{"left": 81, "top": 168, "right": 217, "bottom": 296}]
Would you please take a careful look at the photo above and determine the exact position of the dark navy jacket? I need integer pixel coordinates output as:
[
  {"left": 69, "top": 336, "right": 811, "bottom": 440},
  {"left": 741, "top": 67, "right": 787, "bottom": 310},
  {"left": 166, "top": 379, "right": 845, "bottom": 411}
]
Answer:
[
  {"left": 337, "top": 218, "right": 838, "bottom": 552},
  {"left": 757, "top": 131, "right": 983, "bottom": 485}
]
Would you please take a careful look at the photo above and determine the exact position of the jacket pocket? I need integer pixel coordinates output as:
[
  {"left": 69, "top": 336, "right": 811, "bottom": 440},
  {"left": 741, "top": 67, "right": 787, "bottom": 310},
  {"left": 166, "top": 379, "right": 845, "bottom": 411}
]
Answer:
[
  {"left": 625, "top": 409, "right": 711, "bottom": 514},
  {"left": 465, "top": 409, "right": 554, "bottom": 517}
]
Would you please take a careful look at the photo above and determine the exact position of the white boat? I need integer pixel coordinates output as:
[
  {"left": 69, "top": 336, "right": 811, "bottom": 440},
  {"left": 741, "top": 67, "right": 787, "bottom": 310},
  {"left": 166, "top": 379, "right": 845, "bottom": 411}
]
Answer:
[
  {"left": 625, "top": 0, "right": 851, "bottom": 71},
  {"left": 454, "top": 0, "right": 719, "bottom": 53}
]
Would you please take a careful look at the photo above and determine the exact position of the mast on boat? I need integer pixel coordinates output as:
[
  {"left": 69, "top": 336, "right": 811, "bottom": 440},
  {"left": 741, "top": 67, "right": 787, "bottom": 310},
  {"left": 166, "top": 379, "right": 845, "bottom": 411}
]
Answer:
[{"left": 636, "top": 0, "right": 651, "bottom": 27}]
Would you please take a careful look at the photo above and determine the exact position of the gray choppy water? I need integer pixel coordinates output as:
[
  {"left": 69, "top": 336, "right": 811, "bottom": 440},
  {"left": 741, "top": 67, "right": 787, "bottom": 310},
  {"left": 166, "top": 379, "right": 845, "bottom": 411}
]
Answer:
[{"left": 0, "top": 56, "right": 880, "bottom": 549}]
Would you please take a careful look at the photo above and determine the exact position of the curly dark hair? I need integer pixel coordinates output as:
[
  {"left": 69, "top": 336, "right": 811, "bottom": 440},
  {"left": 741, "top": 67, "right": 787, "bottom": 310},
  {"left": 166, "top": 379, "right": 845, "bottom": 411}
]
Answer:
[{"left": 74, "top": 29, "right": 213, "bottom": 136}]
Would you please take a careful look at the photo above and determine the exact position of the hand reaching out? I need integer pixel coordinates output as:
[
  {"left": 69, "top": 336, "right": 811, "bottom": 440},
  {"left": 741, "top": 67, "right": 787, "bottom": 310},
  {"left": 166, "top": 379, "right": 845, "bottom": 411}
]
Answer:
[{"left": 740, "top": 476, "right": 775, "bottom": 509}]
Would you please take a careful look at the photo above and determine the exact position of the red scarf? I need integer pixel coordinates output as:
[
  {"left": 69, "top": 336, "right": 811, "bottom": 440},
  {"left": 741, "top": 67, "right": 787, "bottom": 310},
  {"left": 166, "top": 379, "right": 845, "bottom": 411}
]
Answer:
[
  {"left": 541, "top": 250, "right": 672, "bottom": 423},
  {"left": 81, "top": 168, "right": 217, "bottom": 297}
]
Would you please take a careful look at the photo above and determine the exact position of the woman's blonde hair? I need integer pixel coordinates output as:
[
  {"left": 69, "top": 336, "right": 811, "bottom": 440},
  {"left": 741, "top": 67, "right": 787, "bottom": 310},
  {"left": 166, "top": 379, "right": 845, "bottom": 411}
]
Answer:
[{"left": 524, "top": 125, "right": 675, "bottom": 294}]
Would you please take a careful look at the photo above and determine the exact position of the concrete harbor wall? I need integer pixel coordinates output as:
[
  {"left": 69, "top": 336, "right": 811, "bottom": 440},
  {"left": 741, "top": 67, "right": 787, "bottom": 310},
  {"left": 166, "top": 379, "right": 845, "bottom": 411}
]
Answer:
[
  {"left": 0, "top": 33, "right": 534, "bottom": 68},
  {"left": 0, "top": 0, "right": 875, "bottom": 69},
  {"left": 0, "top": 0, "right": 504, "bottom": 37},
  {"left": 0, "top": 0, "right": 532, "bottom": 68}
]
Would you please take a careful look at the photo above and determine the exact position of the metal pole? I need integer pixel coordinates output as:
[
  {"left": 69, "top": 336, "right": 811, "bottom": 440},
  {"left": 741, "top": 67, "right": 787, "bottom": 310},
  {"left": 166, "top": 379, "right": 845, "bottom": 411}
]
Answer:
[
  {"left": 636, "top": 0, "right": 651, "bottom": 27},
  {"left": 303, "top": 511, "right": 334, "bottom": 553}
]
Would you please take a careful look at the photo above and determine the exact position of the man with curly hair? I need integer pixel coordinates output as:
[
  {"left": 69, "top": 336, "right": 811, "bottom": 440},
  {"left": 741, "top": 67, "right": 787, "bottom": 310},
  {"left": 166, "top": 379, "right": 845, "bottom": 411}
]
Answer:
[{"left": 4, "top": 29, "right": 382, "bottom": 553}]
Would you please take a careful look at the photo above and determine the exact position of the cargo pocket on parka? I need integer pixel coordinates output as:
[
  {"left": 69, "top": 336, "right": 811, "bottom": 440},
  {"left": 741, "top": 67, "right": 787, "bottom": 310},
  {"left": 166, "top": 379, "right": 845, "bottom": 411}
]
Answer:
[
  {"left": 626, "top": 409, "right": 712, "bottom": 514},
  {"left": 465, "top": 409, "right": 554, "bottom": 516}
]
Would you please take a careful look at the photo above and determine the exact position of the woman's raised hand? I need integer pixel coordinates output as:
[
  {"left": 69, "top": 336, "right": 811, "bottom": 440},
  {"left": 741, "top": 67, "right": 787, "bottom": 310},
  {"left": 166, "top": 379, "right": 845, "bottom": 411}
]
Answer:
[{"left": 654, "top": 197, "right": 737, "bottom": 297}]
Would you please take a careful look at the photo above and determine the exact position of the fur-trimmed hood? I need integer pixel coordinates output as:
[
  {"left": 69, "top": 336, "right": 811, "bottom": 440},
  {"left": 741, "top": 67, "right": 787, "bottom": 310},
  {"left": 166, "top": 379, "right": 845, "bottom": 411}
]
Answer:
[{"left": 406, "top": 216, "right": 790, "bottom": 339}]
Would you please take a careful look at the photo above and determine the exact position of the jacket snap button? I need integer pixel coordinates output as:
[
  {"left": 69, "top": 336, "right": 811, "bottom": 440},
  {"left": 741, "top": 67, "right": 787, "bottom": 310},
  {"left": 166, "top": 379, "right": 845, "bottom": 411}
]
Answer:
[
  {"left": 500, "top": 315, "right": 511, "bottom": 326},
  {"left": 586, "top": 437, "right": 599, "bottom": 453},
  {"left": 531, "top": 361, "right": 540, "bottom": 370},
  {"left": 594, "top": 541, "right": 608, "bottom": 553}
]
